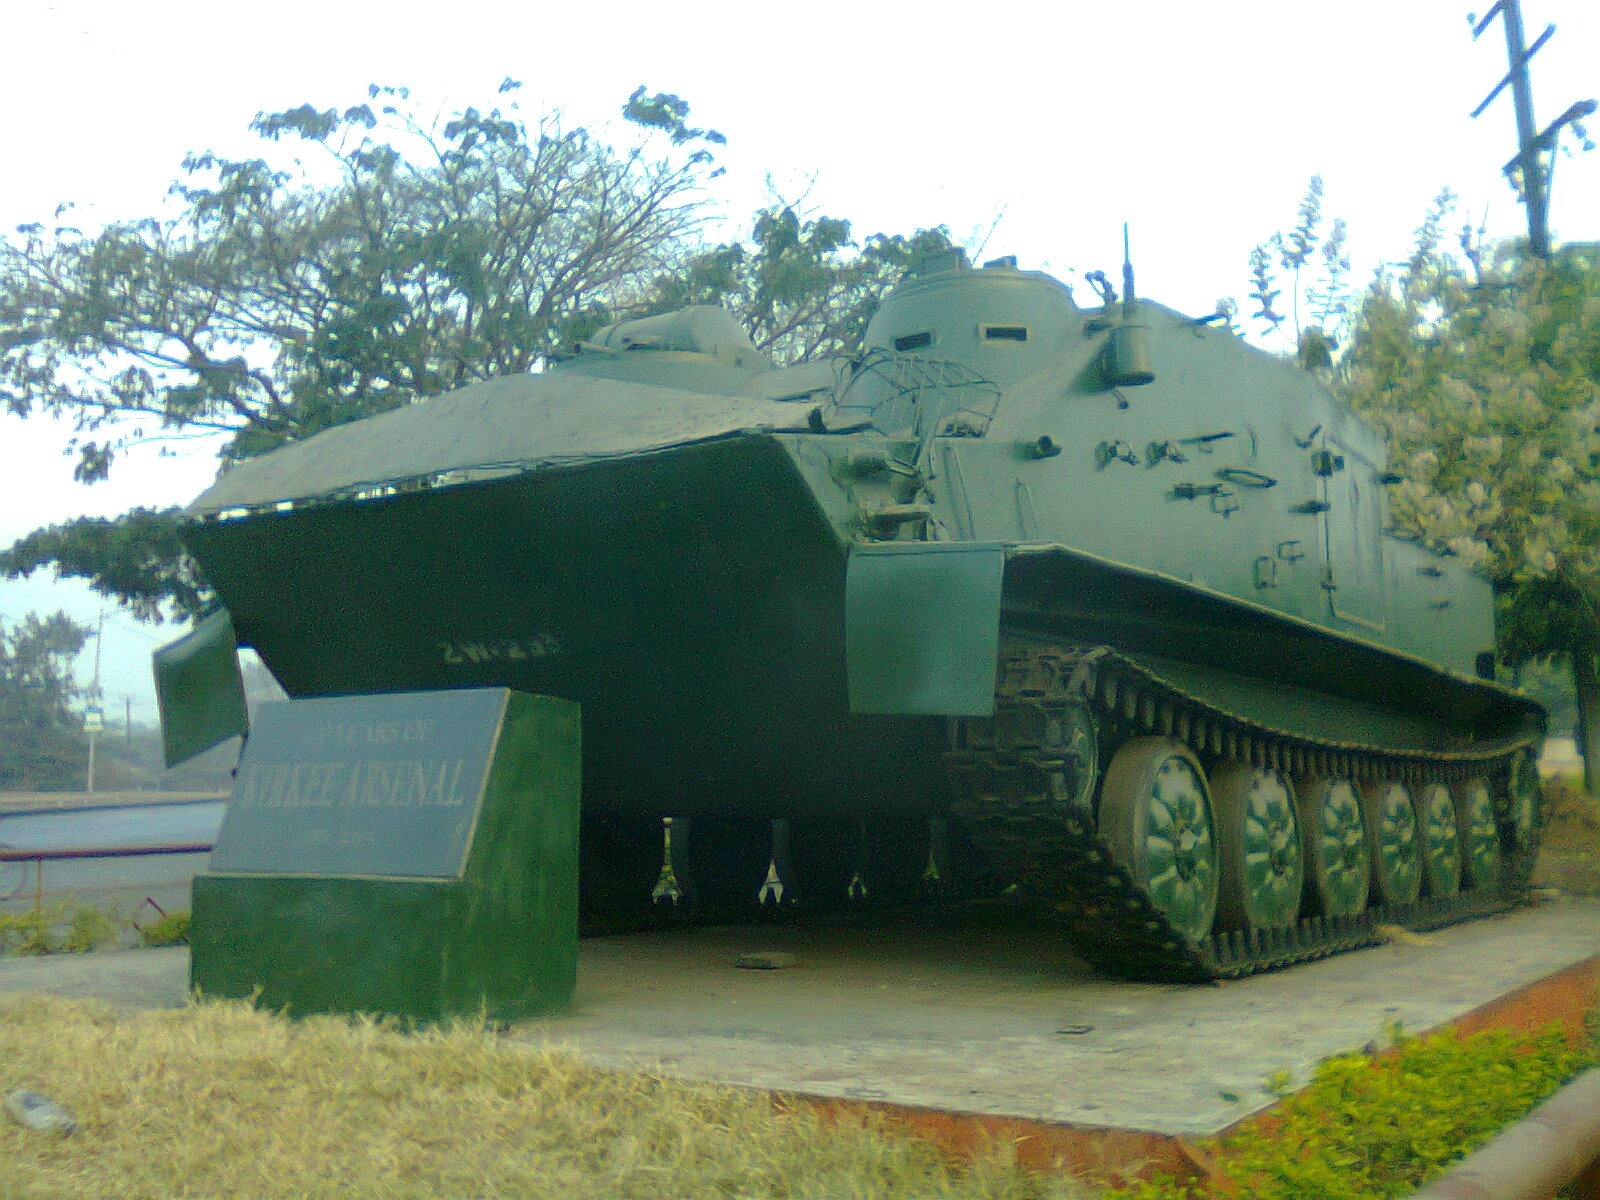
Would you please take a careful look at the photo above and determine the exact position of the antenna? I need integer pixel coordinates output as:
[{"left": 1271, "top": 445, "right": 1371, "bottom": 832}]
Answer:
[
  {"left": 1104, "top": 222, "right": 1156, "bottom": 387},
  {"left": 1121, "top": 223, "right": 1137, "bottom": 318}
]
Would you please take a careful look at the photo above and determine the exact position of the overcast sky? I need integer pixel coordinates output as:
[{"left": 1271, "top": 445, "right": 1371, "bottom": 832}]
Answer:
[{"left": 1, "top": 0, "right": 1596, "bottom": 721}]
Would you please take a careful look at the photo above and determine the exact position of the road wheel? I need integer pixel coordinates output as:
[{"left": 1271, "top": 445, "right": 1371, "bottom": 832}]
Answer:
[
  {"left": 1296, "top": 776, "right": 1369, "bottom": 918},
  {"left": 1506, "top": 752, "right": 1541, "bottom": 853},
  {"left": 1363, "top": 779, "right": 1422, "bottom": 906},
  {"left": 1457, "top": 777, "right": 1501, "bottom": 890},
  {"left": 1211, "top": 761, "right": 1304, "bottom": 931},
  {"left": 1100, "top": 737, "right": 1219, "bottom": 943},
  {"left": 1415, "top": 782, "right": 1462, "bottom": 898}
]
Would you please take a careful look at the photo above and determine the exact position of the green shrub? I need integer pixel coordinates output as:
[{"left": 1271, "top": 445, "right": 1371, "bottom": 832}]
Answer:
[
  {"left": 139, "top": 909, "right": 190, "bottom": 947},
  {"left": 1107, "top": 1022, "right": 1597, "bottom": 1200},
  {"left": 1, "top": 902, "right": 131, "bottom": 955},
  {"left": 0, "top": 907, "right": 59, "bottom": 955},
  {"left": 61, "top": 903, "right": 122, "bottom": 953}
]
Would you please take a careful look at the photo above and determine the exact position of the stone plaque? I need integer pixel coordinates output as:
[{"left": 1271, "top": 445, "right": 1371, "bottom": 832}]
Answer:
[{"left": 210, "top": 689, "right": 507, "bottom": 880}]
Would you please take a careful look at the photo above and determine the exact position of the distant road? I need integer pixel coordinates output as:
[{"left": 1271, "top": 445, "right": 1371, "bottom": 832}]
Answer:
[
  {"left": 0, "top": 797, "right": 226, "bottom": 916},
  {"left": 0, "top": 790, "right": 226, "bottom": 815}
]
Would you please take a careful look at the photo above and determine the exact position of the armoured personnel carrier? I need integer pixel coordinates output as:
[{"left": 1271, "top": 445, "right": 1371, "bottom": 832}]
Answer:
[{"left": 158, "top": 249, "right": 1544, "bottom": 981}]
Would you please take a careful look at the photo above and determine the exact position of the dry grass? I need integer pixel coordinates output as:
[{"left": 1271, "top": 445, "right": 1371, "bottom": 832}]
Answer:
[{"left": 0, "top": 997, "right": 1084, "bottom": 1200}]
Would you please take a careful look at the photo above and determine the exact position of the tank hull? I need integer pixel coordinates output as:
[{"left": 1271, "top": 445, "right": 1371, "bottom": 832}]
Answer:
[
  {"left": 188, "top": 435, "right": 949, "bottom": 822},
  {"left": 190, "top": 423, "right": 1535, "bottom": 819},
  {"left": 162, "top": 252, "right": 1548, "bottom": 975}
]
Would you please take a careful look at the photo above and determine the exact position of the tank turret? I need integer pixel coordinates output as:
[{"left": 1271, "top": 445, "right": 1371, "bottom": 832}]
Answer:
[{"left": 555, "top": 305, "right": 772, "bottom": 391}]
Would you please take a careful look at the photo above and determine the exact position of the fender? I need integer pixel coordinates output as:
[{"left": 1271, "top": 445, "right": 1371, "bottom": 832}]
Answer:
[
  {"left": 153, "top": 608, "right": 250, "bottom": 767},
  {"left": 844, "top": 541, "right": 1004, "bottom": 716}
]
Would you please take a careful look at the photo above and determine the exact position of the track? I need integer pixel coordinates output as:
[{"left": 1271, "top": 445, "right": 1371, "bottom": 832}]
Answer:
[{"left": 945, "top": 645, "right": 1543, "bottom": 981}]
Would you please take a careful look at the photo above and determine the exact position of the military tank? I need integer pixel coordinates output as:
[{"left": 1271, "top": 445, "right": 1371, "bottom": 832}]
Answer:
[{"left": 156, "top": 248, "right": 1544, "bottom": 981}]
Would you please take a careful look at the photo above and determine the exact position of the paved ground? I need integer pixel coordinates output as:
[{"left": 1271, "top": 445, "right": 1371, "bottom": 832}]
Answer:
[
  {"left": 523, "top": 900, "right": 1600, "bottom": 1135},
  {"left": 2, "top": 898, "right": 1598, "bottom": 1136},
  {"left": 0, "top": 799, "right": 224, "bottom": 918},
  {"left": 0, "top": 944, "right": 190, "bottom": 1009}
]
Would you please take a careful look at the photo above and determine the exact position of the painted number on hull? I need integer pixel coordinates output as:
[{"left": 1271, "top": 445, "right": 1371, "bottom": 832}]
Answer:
[{"left": 439, "top": 635, "right": 562, "bottom": 666}]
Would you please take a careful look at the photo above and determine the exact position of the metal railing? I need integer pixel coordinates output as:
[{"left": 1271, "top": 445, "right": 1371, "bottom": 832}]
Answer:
[{"left": 0, "top": 843, "right": 215, "bottom": 912}]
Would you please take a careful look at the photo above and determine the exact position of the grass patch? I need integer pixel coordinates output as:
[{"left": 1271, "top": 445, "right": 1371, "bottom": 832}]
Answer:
[
  {"left": 0, "top": 902, "right": 122, "bottom": 957},
  {"left": 0, "top": 997, "right": 1086, "bottom": 1200},
  {"left": 0, "top": 909, "right": 55, "bottom": 956},
  {"left": 136, "top": 909, "right": 189, "bottom": 948},
  {"left": 1106, "top": 1020, "right": 1597, "bottom": 1200},
  {"left": 61, "top": 905, "right": 121, "bottom": 954},
  {"left": 0, "top": 899, "right": 181, "bottom": 956}
]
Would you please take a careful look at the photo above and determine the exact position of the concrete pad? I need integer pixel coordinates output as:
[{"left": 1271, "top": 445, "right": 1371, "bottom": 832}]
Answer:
[
  {"left": 514, "top": 898, "right": 1600, "bottom": 1136},
  {"left": 0, "top": 946, "right": 190, "bottom": 1011},
  {"left": 1, "top": 901, "right": 1597, "bottom": 1138}
]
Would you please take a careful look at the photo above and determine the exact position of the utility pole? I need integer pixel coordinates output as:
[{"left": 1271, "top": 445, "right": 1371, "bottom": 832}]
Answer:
[
  {"left": 1471, "top": 0, "right": 1596, "bottom": 258},
  {"left": 84, "top": 609, "right": 104, "bottom": 794}
]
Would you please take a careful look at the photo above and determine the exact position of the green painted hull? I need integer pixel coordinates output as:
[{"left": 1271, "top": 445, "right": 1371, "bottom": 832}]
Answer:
[
  {"left": 188, "top": 435, "right": 948, "bottom": 821},
  {"left": 162, "top": 254, "right": 1546, "bottom": 974}
]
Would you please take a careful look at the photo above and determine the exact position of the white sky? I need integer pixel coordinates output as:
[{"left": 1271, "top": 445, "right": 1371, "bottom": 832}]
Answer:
[{"left": 1, "top": 0, "right": 1596, "bottom": 721}]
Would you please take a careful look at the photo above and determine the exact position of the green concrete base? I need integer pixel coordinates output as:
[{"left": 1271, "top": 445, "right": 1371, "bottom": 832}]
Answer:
[
  {"left": 191, "top": 875, "right": 575, "bottom": 1022},
  {"left": 190, "top": 689, "right": 579, "bottom": 1022}
]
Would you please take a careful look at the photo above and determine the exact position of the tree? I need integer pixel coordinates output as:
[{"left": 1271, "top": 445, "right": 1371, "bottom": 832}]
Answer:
[
  {"left": 0, "top": 81, "right": 725, "bottom": 481},
  {"left": 0, "top": 89, "right": 955, "bottom": 619},
  {"left": 0, "top": 82, "right": 724, "bottom": 619},
  {"left": 0, "top": 611, "right": 90, "bottom": 791},
  {"left": 1245, "top": 176, "right": 1352, "bottom": 374},
  {"left": 631, "top": 204, "right": 955, "bottom": 365},
  {"left": 1337, "top": 213, "right": 1600, "bottom": 792},
  {"left": 2, "top": 506, "right": 204, "bottom": 622}
]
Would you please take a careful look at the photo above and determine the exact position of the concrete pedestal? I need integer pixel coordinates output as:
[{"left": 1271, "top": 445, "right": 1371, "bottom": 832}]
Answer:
[{"left": 190, "top": 689, "right": 579, "bottom": 1022}]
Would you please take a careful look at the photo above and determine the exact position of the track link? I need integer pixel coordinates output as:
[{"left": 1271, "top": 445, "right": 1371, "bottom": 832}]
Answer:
[{"left": 944, "top": 646, "right": 1542, "bottom": 981}]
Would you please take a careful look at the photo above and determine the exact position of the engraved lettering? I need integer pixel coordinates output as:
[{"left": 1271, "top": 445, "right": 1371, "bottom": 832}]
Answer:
[
  {"left": 361, "top": 761, "right": 394, "bottom": 807},
  {"left": 317, "top": 763, "right": 346, "bottom": 805},
  {"left": 212, "top": 695, "right": 503, "bottom": 881},
  {"left": 408, "top": 758, "right": 467, "bottom": 805},
  {"left": 259, "top": 765, "right": 289, "bottom": 808},
  {"left": 340, "top": 762, "right": 363, "bottom": 808},
  {"left": 439, "top": 758, "right": 465, "bottom": 805},
  {"left": 283, "top": 763, "right": 304, "bottom": 808}
]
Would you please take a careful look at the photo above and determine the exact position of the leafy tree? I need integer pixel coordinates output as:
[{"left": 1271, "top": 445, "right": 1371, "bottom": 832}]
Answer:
[
  {"left": 0, "top": 81, "right": 724, "bottom": 481},
  {"left": 0, "top": 89, "right": 953, "bottom": 618},
  {"left": 0, "top": 611, "right": 90, "bottom": 790},
  {"left": 628, "top": 205, "right": 955, "bottom": 365},
  {"left": 2, "top": 507, "right": 203, "bottom": 622},
  {"left": 1337, "top": 213, "right": 1600, "bottom": 791},
  {"left": 1246, "top": 176, "right": 1352, "bottom": 374},
  {"left": 0, "top": 82, "right": 722, "bottom": 618}
]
